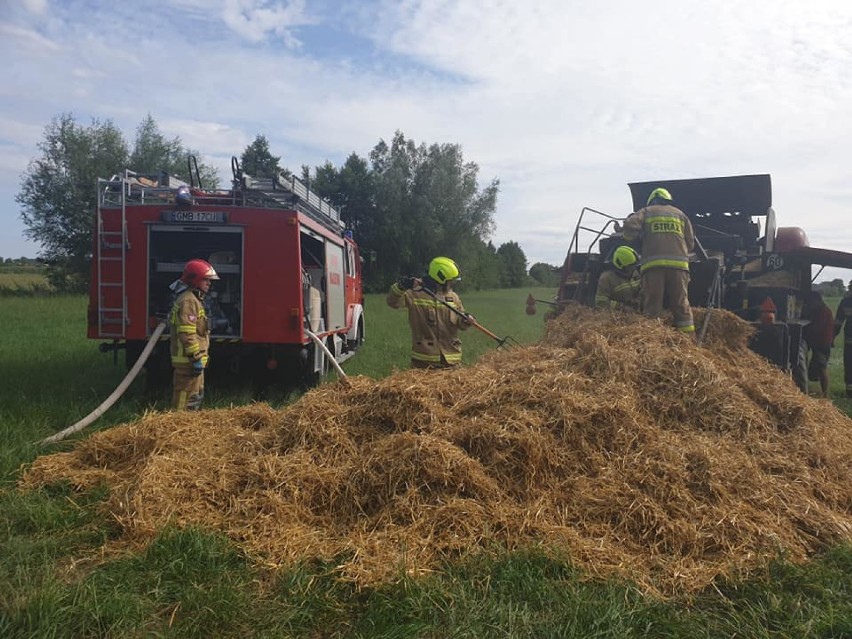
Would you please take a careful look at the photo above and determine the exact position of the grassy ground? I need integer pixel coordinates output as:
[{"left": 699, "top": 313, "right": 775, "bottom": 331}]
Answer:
[{"left": 1, "top": 291, "right": 851, "bottom": 638}]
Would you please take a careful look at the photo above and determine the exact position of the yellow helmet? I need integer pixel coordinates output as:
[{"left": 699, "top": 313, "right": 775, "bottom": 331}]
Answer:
[
  {"left": 428, "top": 256, "right": 460, "bottom": 284},
  {"left": 612, "top": 246, "right": 638, "bottom": 270},
  {"left": 647, "top": 187, "right": 673, "bottom": 205}
]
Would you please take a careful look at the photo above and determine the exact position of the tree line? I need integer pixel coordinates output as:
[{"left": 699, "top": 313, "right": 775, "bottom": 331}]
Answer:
[{"left": 17, "top": 114, "right": 561, "bottom": 292}]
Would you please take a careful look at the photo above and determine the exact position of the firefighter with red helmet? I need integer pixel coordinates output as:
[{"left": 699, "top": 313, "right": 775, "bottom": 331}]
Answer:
[
  {"left": 622, "top": 187, "right": 696, "bottom": 335},
  {"left": 387, "top": 256, "right": 472, "bottom": 369},
  {"left": 169, "top": 259, "right": 219, "bottom": 410},
  {"left": 595, "top": 245, "right": 642, "bottom": 311}
]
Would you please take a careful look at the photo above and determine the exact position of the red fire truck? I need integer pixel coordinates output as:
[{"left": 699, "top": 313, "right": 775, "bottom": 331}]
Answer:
[{"left": 88, "top": 157, "right": 365, "bottom": 386}]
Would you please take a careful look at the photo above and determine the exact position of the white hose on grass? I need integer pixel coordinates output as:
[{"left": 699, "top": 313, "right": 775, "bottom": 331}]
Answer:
[{"left": 40, "top": 321, "right": 168, "bottom": 446}]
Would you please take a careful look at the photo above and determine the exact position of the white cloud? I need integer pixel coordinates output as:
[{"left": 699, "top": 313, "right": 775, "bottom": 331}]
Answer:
[
  {"left": 22, "top": 0, "right": 48, "bottom": 15},
  {"left": 1, "top": 0, "right": 852, "bottom": 282},
  {"left": 222, "top": 0, "right": 313, "bottom": 44},
  {"left": 0, "top": 22, "right": 61, "bottom": 52}
]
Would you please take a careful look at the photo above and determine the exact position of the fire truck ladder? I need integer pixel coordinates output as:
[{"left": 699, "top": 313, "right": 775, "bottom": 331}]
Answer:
[
  {"left": 232, "top": 159, "right": 344, "bottom": 234},
  {"left": 96, "top": 177, "right": 131, "bottom": 337}
]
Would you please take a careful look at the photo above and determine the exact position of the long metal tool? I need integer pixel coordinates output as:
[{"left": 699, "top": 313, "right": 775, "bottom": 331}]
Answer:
[
  {"left": 420, "top": 286, "right": 519, "bottom": 348},
  {"left": 694, "top": 236, "right": 718, "bottom": 347}
]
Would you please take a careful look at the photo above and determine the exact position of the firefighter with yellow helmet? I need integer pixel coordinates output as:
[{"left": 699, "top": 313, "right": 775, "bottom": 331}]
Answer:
[
  {"left": 387, "top": 256, "right": 472, "bottom": 368},
  {"left": 622, "top": 187, "right": 695, "bottom": 334},
  {"left": 595, "top": 245, "right": 642, "bottom": 311},
  {"left": 169, "top": 258, "right": 219, "bottom": 410}
]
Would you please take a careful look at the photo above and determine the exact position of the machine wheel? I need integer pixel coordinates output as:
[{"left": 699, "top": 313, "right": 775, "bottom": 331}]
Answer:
[{"left": 792, "top": 337, "right": 808, "bottom": 393}]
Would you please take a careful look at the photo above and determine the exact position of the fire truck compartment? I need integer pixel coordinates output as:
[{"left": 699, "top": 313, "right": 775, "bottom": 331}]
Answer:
[{"left": 148, "top": 225, "right": 244, "bottom": 337}]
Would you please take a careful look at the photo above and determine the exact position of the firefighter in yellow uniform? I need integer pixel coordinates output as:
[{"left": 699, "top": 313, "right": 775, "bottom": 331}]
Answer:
[
  {"left": 169, "top": 259, "right": 219, "bottom": 410},
  {"left": 622, "top": 187, "right": 695, "bottom": 335},
  {"left": 387, "top": 256, "right": 472, "bottom": 369},
  {"left": 595, "top": 246, "right": 641, "bottom": 311}
]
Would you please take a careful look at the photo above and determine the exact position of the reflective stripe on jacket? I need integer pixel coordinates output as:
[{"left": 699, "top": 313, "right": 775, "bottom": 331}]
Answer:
[
  {"left": 170, "top": 290, "right": 210, "bottom": 367},
  {"left": 622, "top": 204, "right": 695, "bottom": 272},
  {"left": 387, "top": 282, "right": 469, "bottom": 365}
]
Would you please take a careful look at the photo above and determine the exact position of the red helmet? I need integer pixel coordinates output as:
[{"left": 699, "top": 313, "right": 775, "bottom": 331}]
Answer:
[{"left": 181, "top": 259, "right": 220, "bottom": 285}]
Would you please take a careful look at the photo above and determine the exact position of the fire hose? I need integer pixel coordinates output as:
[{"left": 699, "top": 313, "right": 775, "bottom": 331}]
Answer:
[
  {"left": 39, "top": 324, "right": 352, "bottom": 446},
  {"left": 305, "top": 330, "right": 350, "bottom": 384},
  {"left": 40, "top": 321, "right": 168, "bottom": 446}
]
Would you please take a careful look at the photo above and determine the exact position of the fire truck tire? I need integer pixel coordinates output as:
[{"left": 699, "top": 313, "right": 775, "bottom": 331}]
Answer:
[
  {"left": 302, "top": 343, "right": 328, "bottom": 389},
  {"left": 322, "top": 338, "right": 334, "bottom": 377},
  {"left": 126, "top": 341, "right": 145, "bottom": 370},
  {"left": 349, "top": 317, "right": 364, "bottom": 350},
  {"left": 127, "top": 339, "right": 169, "bottom": 391}
]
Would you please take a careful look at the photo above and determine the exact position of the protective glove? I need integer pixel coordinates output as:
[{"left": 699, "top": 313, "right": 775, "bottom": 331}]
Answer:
[
  {"left": 397, "top": 276, "right": 415, "bottom": 290},
  {"left": 191, "top": 359, "right": 204, "bottom": 376}
]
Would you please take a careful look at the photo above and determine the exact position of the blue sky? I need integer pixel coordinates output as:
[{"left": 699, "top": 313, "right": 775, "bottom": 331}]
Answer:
[{"left": 2, "top": 0, "right": 852, "bottom": 281}]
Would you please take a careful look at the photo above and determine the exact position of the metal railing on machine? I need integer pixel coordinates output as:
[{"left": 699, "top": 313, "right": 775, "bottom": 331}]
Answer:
[{"left": 560, "top": 207, "right": 624, "bottom": 304}]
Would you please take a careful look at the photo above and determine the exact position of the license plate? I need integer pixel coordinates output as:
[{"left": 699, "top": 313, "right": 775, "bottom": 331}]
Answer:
[{"left": 163, "top": 210, "right": 227, "bottom": 223}]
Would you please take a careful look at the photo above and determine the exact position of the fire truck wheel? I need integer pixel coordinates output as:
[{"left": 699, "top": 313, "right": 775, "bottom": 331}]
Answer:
[
  {"left": 350, "top": 317, "right": 364, "bottom": 350},
  {"left": 303, "top": 343, "right": 331, "bottom": 389},
  {"left": 125, "top": 340, "right": 145, "bottom": 370}
]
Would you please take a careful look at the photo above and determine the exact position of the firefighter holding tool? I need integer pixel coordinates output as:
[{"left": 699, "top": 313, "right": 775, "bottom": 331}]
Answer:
[
  {"left": 169, "top": 259, "right": 219, "bottom": 410},
  {"left": 387, "top": 256, "right": 472, "bottom": 369}
]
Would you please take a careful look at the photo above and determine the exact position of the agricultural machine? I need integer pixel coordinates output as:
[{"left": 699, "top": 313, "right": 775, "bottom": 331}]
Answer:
[{"left": 555, "top": 174, "right": 852, "bottom": 391}]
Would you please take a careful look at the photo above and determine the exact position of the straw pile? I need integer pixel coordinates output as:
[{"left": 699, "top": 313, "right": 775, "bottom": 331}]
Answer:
[{"left": 21, "top": 306, "right": 852, "bottom": 596}]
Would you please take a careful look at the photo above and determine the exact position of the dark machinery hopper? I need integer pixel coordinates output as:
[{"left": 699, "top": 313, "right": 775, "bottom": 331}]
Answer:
[
  {"left": 628, "top": 174, "right": 772, "bottom": 218},
  {"left": 630, "top": 174, "right": 775, "bottom": 261}
]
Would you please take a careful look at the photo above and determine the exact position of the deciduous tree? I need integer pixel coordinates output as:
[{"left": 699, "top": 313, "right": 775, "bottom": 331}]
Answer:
[
  {"left": 366, "top": 131, "right": 499, "bottom": 290},
  {"left": 130, "top": 114, "right": 219, "bottom": 187},
  {"left": 497, "top": 241, "right": 528, "bottom": 288},
  {"left": 529, "top": 262, "right": 561, "bottom": 287},
  {"left": 17, "top": 113, "right": 129, "bottom": 291},
  {"left": 18, "top": 113, "right": 219, "bottom": 291}
]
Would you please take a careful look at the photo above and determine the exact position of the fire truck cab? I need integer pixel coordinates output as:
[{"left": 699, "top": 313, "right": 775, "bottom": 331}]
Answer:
[{"left": 88, "top": 157, "right": 365, "bottom": 387}]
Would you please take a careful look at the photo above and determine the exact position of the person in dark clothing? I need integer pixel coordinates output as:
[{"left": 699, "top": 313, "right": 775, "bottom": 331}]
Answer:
[
  {"left": 803, "top": 291, "right": 834, "bottom": 397},
  {"left": 833, "top": 280, "right": 852, "bottom": 398}
]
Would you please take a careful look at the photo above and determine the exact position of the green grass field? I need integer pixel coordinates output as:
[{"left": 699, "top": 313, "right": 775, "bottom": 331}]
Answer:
[{"left": 1, "top": 291, "right": 851, "bottom": 638}]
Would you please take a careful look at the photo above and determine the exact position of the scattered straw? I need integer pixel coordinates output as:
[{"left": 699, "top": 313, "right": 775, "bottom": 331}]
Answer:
[{"left": 21, "top": 306, "right": 852, "bottom": 596}]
